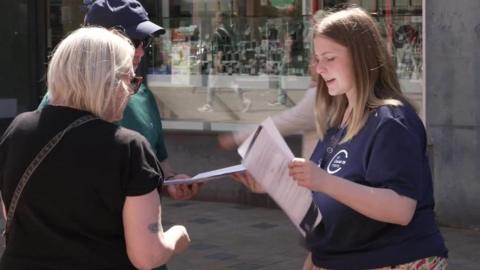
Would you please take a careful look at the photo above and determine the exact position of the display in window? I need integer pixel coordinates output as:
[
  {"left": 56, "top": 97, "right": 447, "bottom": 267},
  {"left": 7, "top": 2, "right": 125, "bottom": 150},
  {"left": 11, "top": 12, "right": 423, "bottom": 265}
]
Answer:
[
  {"left": 393, "top": 21, "right": 422, "bottom": 80},
  {"left": 197, "top": 11, "right": 252, "bottom": 113},
  {"left": 145, "top": 0, "right": 423, "bottom": 129}
]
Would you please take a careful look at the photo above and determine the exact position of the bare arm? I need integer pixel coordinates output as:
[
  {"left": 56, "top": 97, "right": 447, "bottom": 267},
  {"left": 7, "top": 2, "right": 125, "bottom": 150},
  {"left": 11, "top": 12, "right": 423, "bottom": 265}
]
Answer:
[
  {"left": 270, "top": 87, "right": 316, "bottom": 136},
  {"left": 219, "top": 87, "right": 317, "bottom": 149},
  {"left": 123, "top": 190, "right": 190, "bottom": 269},
  {"left": 232, "top": 161, "right": 415, "bottom": 225},
  {"left": 289, "top": 158, "right": 417, "bottom": 226}
]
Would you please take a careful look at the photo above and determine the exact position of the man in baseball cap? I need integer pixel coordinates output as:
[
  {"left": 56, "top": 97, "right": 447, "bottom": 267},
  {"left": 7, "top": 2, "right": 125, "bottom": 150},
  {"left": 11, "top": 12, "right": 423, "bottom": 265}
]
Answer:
[
  {"left": 85, "top": 0, "right": 165, "bottom": 38},
  {"left": 85, "top": 1, "right": 204, "bottom": 268},
  {"left": 86, "top": 0, "right": 202, "bottom": 194},
  {"left": 85, "top": 0, "right": 165, "bottom": 68}
]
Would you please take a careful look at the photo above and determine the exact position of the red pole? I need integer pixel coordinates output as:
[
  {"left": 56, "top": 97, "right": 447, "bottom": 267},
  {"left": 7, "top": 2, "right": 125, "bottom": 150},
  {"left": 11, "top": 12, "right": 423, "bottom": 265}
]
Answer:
[{"left": 385, "top": 0, "right": 393, "bottom": 55}]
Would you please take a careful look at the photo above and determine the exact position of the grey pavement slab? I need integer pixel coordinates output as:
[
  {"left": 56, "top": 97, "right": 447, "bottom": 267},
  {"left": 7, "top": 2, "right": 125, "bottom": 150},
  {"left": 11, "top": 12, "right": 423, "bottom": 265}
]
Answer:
[
  {"left": 0, "top": 198, "right": 479, "bottom": 269},
  {"left": 163, "top": 198, "right": 480, "bottom": 270},
  {"left": 163, "top": 198, "right": 308, "bottom": 270}
]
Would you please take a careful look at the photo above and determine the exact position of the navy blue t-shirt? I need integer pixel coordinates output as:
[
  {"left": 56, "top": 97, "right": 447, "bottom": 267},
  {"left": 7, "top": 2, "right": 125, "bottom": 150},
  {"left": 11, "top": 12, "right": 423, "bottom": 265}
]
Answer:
[{"left": 308, "top": 104, "right": 447, "bottom": 269}]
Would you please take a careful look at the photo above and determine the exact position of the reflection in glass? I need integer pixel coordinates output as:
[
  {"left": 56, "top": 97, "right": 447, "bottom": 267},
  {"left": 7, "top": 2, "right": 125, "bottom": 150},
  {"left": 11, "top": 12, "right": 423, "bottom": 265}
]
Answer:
[{"left": 145, "top": 0, "right": 423, "bottom": 129}]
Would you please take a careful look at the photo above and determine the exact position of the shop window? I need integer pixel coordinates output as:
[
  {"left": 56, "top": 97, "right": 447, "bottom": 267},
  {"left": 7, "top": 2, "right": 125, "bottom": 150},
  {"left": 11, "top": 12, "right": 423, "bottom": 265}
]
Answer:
[
  {"left": 41, "top": 0, "right": 424, "bottom": 130},
  {"left": 146, "top": 0, "right": 313, "bottom": 131},
  {"left": 145, "top": 0, "right": 424, "bottom": 130}
]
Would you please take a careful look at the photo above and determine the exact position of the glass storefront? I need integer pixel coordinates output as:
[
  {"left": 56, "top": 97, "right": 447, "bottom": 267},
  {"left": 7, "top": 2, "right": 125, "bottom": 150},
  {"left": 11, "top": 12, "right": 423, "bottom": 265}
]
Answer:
[
  {"left": 40, "top": 0, "right": 423, "bottom": 131},
  {"left": 143, "top": 0, "right": 423, "bottom": 131},
  {"left": 145, "top": 0, "right": 315, "bottom": 130}
]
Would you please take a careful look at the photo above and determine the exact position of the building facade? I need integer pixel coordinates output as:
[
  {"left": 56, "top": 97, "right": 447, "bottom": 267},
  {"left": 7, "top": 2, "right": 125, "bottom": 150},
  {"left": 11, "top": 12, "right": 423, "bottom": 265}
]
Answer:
[{"left": 0, "top": 0, "right": 478, "bottom": 229}]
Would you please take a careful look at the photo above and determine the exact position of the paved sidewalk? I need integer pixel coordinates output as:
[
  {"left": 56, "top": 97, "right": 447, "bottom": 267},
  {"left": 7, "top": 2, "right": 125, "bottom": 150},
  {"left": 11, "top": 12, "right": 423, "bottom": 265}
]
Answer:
[
  {"left": 163, "top": 198, "right": 480, "bottom": 270},
  {"left": 163, "top": 198, "right": 308, "bottom": 270},
  {"left": 0, "top": 198, "right": 479, "bottom": 269}
]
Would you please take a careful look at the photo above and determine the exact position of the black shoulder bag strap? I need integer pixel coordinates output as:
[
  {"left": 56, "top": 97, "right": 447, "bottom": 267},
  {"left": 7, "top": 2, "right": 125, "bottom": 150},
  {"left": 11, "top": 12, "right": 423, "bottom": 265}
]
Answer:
[{"left": 3, "top": 114, "right": 97, "bottom": 243}]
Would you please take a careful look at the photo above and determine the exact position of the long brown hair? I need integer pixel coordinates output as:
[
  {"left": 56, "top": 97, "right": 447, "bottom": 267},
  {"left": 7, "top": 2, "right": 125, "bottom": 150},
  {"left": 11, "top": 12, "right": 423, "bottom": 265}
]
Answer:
[{"left": 313, "top": 7, "right": 407, "bottom": 143}]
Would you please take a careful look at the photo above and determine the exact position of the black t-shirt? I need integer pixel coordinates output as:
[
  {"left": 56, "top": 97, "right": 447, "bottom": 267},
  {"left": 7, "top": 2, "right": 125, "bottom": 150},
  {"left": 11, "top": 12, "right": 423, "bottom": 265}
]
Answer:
[
  {"left": 212, "top": 25, "right": 233, "bottom": 62},
  {"left": 0, "top": 105, "right": 161, "bottom": 269}
]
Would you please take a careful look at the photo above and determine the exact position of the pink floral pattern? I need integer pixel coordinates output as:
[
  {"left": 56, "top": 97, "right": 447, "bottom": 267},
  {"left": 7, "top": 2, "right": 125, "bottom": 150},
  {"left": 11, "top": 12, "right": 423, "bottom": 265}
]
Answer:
[{"left": 312, "top": 256, "right": 447, "bottom": 270}]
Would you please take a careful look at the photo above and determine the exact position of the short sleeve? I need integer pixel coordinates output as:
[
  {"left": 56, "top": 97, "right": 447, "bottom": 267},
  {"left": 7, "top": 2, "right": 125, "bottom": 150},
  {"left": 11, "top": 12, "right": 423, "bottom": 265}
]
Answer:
[
  {"left": 125, "top": 136, "right": 163, "bottom": 196},
  {"left": 365, "top": 118, "right": 425, "bottom": 200}
]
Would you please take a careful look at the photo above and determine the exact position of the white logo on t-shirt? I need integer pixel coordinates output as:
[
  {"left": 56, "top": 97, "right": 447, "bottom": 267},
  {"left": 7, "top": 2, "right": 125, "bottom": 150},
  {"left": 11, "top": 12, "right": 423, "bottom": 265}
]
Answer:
[{"left": 327, "top": 149, "right": 349, "bottom": 174}]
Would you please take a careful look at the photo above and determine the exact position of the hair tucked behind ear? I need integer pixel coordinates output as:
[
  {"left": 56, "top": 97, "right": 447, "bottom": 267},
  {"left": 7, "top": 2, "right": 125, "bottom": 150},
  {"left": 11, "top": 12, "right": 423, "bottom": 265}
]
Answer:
[{"left": 313, "top": 7, "right": 408, "bottom": 143}]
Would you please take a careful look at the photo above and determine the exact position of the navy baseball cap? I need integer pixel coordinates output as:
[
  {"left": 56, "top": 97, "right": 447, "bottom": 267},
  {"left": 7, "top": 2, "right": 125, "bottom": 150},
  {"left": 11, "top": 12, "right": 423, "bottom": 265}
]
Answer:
[{"left": 85, "top": 0, "right": 165, "bottom": 39}]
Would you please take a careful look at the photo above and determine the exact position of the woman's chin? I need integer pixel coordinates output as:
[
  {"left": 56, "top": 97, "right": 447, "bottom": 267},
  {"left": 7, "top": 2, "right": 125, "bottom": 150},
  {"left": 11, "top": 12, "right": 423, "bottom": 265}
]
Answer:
[{"left": 328, "top": 88, "right": 339, "bottom": 96}]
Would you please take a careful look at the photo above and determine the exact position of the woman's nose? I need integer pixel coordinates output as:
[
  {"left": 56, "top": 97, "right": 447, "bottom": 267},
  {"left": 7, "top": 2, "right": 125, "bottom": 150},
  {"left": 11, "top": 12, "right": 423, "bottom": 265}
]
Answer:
[{"left": 316, "top": 62, "right": 326, "bottom": 74}]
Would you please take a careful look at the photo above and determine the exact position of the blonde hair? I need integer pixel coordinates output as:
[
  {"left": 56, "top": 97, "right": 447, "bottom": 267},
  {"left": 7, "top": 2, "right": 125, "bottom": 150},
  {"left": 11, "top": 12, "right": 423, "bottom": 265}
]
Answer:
[
  {"left": 47, "top": 27, "right": 134, "bottom": 120},
  {"left": 313, "top": 7, "right": 407, "bottom": 143}
]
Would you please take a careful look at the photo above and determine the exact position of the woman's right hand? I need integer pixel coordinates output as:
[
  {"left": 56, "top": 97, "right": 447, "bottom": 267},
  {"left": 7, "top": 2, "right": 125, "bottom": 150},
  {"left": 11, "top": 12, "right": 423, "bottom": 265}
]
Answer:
[
  {"left": 231, "top": 172, "right": 266, "bottom": 194},
  {"left": 288, "top": 158, "right": 329, "bottom": 191}
]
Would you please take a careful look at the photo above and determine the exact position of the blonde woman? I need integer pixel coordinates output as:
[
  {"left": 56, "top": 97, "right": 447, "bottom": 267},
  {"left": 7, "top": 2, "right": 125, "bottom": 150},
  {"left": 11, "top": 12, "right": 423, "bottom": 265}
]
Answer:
[
  {"left": 0, "top": 27, "right": 189, "bottom": 269},
  {"left": 238, "top": 7, "right": 448, "bottom": 269}
]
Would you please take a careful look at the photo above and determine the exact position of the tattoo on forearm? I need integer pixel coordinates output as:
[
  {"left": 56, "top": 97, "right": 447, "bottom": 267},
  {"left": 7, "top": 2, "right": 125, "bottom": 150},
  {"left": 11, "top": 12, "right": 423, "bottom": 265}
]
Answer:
[{"left": 148, "top": 222, "right": 163, "bottom": 233}]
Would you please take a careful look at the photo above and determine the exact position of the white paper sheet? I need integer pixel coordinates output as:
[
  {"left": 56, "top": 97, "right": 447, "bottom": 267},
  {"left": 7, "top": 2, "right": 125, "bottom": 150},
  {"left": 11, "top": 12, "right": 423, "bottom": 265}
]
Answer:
[
  {"left": 163, "top": 164, "right": 246, "bottom": 186},
  {"left": 239, "top": 117, "right": 322, "bottom": 237}
]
